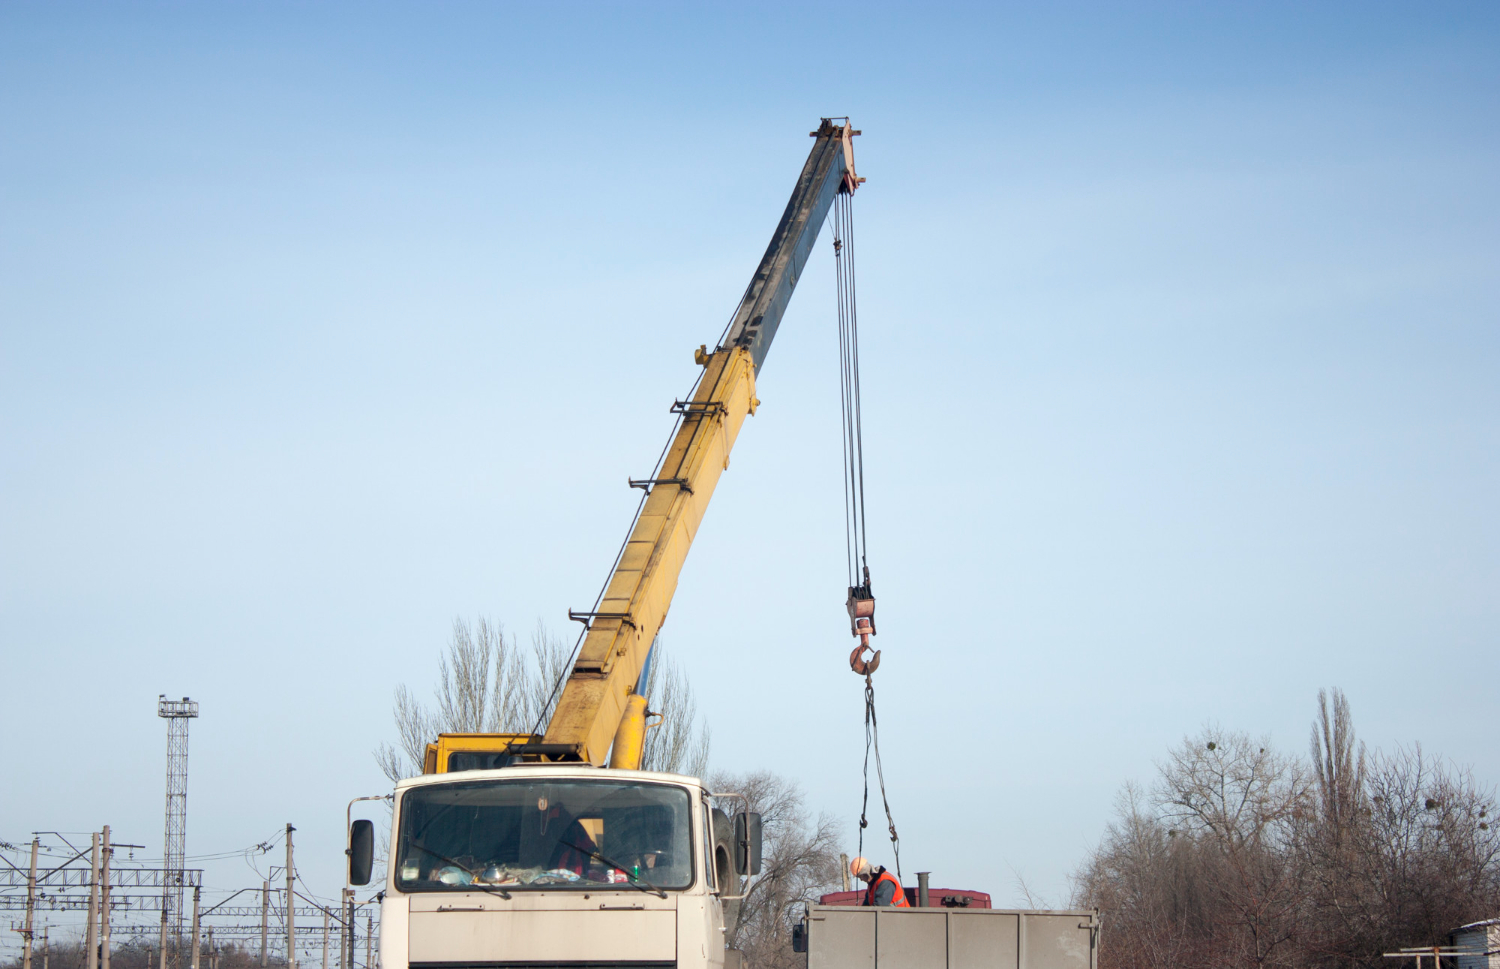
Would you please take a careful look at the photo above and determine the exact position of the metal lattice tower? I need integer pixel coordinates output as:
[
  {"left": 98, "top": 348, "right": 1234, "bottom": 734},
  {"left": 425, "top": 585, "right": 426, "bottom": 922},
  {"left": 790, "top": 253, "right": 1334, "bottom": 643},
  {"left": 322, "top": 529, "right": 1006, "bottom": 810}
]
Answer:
[{"left": 158, "top": 695, "right": 199, "bottom": 964}]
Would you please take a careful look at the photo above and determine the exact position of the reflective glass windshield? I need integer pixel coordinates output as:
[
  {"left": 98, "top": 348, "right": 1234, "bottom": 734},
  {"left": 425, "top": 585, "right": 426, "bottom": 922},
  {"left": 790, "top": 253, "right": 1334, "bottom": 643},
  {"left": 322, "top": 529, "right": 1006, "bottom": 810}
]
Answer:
[{"left": 396, "top": 778, "right": 694, "bottom": 892}]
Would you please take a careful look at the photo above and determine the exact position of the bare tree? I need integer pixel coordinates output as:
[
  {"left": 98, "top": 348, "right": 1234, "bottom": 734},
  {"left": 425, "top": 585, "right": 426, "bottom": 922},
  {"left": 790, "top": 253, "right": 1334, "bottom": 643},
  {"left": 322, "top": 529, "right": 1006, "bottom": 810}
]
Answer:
[
  {"left": 1300, "top": 687, "right": 1371, "bottom": 965},
  {"left": 1157, "top": 727, "right": 1308, "bottom": 855},
  {"left": 1159, "top": 728, "right": 1309, "bottom": 968},
  {"left": 1310, "top": 688, "right": 1367, "bottom": 839},
  {"left": 1348, "top": 745, "right": 1500, "bottom": 957},
  {"left": 640, "top": 643, "right": 711, "bottom": 779},
  {"left": 376, "top": 616, "right": 535, "bottom": 781},
  {"left": 438, "top": 615, "right": 528, "bottom": 732},
  {"left": 1297, "top": 696, "right": 1500, "bottom": 966},
  {"left": 376, "top": 681, "right": 443, "bottom": 784},
  {"left": 1072, "top": 782, "right": 1222, "bottom": 969},
  {"left": 710, "top": 770, "right": 844, "bottom": 969},
  {"left": 1076, "top": 727, "right": 1311, "bottom": 969},
  {"left": 377, "top": 618, "right": 711, "bottom": 781},
  {"left": 1074, "top": 691, "right": 1500, "bottom": 969}
]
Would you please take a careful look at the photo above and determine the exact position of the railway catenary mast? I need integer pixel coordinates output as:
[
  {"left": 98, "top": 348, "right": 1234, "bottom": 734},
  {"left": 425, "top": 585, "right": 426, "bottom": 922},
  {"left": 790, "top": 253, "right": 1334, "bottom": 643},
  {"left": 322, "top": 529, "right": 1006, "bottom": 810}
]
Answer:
[{"left": 354, "top": 119, "right": 863, "bottom": 969}]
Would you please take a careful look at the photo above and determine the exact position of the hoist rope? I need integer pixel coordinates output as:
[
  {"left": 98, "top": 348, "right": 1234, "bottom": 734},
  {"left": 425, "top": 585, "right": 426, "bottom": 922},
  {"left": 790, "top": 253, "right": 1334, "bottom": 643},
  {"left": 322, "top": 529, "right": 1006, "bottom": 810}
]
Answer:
[
  {"left": 857, "top": 673, "right": 902, "bottom": 881},
  {"left": 833, "top": 191, "right": 869, "bottom": 589},
  {"left": 835, "top": 188, "right": 900, "bottom": 880}
]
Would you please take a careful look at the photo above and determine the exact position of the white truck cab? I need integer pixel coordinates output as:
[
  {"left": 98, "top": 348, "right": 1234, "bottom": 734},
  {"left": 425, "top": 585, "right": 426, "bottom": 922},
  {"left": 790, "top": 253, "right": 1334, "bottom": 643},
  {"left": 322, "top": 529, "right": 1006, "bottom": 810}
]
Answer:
[{"left": 363, "top": 767, "right": 754, "bottom": 969}]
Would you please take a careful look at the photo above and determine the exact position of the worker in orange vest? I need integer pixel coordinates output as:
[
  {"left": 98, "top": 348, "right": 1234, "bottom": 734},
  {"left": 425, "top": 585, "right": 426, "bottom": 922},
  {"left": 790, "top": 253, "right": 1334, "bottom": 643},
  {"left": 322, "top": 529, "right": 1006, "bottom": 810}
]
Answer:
[{"left": 850, "top": 856, "right": 910, "bottom": 907}]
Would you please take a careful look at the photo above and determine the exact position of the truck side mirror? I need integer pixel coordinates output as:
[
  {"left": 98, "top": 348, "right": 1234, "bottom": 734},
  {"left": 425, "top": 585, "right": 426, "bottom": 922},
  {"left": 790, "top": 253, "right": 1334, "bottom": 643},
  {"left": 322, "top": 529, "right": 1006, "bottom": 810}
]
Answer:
[
  {"left": 348, "top": 819, "right": 374, "bottom": 886},
  {"left": 792, "top": 923, "right": 808, "bottom": 954},
  {"left": 733, "top": 812, "right": 762, "bottom": 876}
]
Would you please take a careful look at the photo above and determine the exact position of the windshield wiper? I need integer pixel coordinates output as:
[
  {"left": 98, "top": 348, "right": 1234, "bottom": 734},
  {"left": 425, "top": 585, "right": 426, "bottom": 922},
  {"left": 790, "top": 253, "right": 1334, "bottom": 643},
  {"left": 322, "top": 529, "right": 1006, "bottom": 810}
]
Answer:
[{"left": 561, "top": 840, "right": 668, "bottom": 898}]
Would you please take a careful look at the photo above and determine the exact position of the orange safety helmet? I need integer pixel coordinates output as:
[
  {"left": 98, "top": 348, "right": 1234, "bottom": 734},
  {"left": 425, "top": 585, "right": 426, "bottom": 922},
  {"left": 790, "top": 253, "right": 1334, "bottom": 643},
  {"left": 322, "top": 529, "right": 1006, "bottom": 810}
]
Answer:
[{"left": 849, "top": 856, "right": 874, "bottom": 879}]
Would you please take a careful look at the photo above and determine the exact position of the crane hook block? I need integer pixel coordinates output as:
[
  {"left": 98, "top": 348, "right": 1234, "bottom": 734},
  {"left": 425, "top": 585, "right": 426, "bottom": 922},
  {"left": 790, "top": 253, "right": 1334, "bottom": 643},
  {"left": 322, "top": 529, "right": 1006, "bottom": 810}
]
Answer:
[
  {"left": 846, "top": 568, "right": 876, "bottom": 647},
  {"left": 849, "top": 643, "right": 881, "bottom": 676}
]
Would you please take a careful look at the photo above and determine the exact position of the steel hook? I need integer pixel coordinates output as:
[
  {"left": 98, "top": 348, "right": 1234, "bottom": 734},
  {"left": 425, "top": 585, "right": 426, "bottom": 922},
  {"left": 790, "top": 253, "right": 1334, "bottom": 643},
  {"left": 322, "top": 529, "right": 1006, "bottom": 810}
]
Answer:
[{"left": 849, "top": 643, "right": 881, "bottom": 676}]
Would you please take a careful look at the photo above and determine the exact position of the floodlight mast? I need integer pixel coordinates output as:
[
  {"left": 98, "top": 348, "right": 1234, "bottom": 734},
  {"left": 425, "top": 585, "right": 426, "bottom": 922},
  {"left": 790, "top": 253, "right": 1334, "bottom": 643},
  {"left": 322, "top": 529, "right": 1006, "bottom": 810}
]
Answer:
[{"left": 158, "top": 695, "right": 199, "bottom": 968}]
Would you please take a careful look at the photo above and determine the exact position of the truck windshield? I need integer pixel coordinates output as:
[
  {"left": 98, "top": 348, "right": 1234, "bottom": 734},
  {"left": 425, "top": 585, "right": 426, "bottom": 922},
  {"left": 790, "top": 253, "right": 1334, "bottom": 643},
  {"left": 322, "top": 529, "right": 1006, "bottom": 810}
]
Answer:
[{"left": 396, "top": 778, "right": 694, "bottom": 892}]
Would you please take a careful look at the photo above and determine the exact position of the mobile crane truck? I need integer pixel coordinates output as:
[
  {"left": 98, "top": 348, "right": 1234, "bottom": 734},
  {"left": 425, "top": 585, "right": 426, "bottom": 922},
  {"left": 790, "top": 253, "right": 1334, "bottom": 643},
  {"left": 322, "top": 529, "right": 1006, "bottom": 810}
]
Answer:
[{"left": 347, "top": 120, "right": 1098, "bottom": 969}]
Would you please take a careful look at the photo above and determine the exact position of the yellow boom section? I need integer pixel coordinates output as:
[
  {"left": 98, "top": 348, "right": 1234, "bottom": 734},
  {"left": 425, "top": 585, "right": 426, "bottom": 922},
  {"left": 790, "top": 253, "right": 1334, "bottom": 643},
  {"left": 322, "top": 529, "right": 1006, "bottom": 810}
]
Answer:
[{"left": 541, "top": 347, "right": 758, "bottom": 765}]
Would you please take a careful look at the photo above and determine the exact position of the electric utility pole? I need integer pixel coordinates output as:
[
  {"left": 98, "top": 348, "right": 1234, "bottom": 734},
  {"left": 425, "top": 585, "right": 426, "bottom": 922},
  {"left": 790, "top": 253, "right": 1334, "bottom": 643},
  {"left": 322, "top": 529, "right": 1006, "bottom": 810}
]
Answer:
[
  {"left": 286, "top": 825, "right": 297, "bottom": 969},
  {"left": 86, "top": 833, "right": 101, "bottom": 969},
  {"left": 20, "top": 837, "right": 38, "bottom": 969},
  {"left": 100, "top": 826, "right": 112, "bottom": 969},
  {"left": 189, "top": 886, "right": 200, "bottom": 969},
  {"left": 260, "top": 881, "right": 269, "bottom": 968},
  {"left": 342, "top": 890, "right": 354, "bottom": 969}
]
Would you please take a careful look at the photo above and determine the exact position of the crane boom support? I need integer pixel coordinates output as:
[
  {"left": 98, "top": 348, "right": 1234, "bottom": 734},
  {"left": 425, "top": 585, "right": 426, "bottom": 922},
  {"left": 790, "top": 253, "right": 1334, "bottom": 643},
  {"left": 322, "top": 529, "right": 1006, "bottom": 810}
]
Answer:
[{"left": 539, "top": 119, "right": 862, "bottom": 766}]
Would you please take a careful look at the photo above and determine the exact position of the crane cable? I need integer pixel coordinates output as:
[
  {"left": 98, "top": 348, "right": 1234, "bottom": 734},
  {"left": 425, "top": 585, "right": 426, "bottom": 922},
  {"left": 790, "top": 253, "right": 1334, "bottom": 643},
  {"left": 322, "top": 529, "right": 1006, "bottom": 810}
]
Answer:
[
  {"left": 835, "top": 182, "right": 869, "bottom": 591},
  {"left": 833, "top": 188, "right": 901, "bottom": 881},
  {"left": 858, "top": 672, "right": 901, "bottom": 880}
]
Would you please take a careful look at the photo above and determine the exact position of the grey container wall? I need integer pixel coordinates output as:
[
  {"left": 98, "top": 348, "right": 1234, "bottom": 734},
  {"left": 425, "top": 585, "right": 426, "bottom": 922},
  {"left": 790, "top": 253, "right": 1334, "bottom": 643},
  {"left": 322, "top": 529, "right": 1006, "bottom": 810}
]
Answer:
[{"left": 805, "top": 906, "right": 1099, "bottom": 969}]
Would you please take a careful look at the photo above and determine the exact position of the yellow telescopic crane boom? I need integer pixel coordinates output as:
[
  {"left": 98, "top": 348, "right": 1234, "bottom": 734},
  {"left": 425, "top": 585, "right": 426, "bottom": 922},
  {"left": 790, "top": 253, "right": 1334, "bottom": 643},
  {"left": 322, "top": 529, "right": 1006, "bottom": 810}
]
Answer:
[{"left": 530, "top": 119, "right": 864, "bottom": 768}]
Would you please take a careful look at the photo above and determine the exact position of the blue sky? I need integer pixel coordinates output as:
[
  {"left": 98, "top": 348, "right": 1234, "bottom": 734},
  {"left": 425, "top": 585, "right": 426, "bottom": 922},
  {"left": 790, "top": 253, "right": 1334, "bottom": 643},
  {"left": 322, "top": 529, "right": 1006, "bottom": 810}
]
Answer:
[{"left": 2, "top": 1, "right": 1497, "bottom": 943}]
